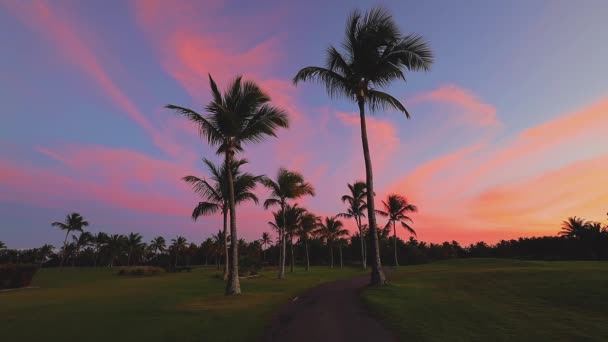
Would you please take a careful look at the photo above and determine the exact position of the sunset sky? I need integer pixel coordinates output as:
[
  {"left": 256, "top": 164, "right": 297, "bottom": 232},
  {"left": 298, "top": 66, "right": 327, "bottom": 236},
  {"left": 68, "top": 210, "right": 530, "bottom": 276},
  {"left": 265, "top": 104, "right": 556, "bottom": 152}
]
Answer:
[{"left": 1, "top": 0, "right": 607, "bottom": 248}]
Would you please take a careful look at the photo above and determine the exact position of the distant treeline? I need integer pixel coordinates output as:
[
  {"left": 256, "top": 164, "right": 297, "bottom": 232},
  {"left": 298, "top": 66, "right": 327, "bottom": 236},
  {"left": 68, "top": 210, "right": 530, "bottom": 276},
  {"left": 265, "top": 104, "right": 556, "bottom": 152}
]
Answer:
[{"left": 2, "top": 216, "right": 606, "bottom": 267}]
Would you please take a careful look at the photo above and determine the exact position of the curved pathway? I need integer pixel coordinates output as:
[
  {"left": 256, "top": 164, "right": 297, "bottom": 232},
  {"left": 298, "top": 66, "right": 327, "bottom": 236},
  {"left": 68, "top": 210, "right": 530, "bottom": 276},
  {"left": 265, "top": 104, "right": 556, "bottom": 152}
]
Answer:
[{"left": 261, "top": 274, "right": 396, "bottom": 342}]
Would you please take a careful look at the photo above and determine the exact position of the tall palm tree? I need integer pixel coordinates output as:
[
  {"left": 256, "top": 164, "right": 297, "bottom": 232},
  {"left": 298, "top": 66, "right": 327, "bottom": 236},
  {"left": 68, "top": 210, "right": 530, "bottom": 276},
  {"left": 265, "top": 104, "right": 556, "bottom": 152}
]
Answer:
[
  {"left": 315, "top": 216, "right": 349, "bottom": 268},
  {"left": 92, "top": 232, "right": 108, "bottom": 267},
  {"left": 125, "top": 233, "right": 143, "bottom": 266},
  {"left": 170, "top": 236, "right": 188, "bottom": 268},
  {"left": 559, "top": 217, "right": 588, "bottom": 239},
  {"left": 294, "top": 7, "right": 433, "bottom": 285},
  {"left": 183, "top": 158, "right": 261, "bottom": 280},
  {"left": 336, "top": 238, "right": 348, "bottom": 269},
  {"left": 298, "top": 212, "right": 320, "bottom": 271},
  {"left": 377, "top": 194, "right": 417, "bottom": 266},
  {"left": 167, "top": 75, "right": 289, "bottom": 295},
  {"left": 338, "top": 181, "right": 368, "bottom": 269},
  {"left": 263, "top": 168, "right": 315, "bottom": 279},
  {"left": 52, "top": 212, "right": 89, "bottom": 268},
  {"left": 260, "top": 232, "right": 272, "bottom": 262}
]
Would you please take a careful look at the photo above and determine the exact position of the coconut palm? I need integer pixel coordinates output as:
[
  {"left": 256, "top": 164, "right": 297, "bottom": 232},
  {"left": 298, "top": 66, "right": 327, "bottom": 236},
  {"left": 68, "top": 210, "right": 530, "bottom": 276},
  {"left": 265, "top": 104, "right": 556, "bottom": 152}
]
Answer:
[
  {"left": 285, "top": 204, "right": 306, "bottom": 273},
  {"left": 336, "top": 238, "right": 348, "bottom": 268},
  {"left": 315, "top": 216, "right": 349, "bottom": 268},
  {"left": 125, "top": 233, "right": 143, "bottom": 266},
  {"left": 170, "top": 236, "right": 188, "bottom": 268},
  {"left": 150, "top": 236, "right": 166, "bottom": 255},
  {"left": 211, "top": 230, "right": 226, "bottom": 270},
  {"left": 559, "top": 217, "right": 588, "bottom": 239},
  {"left": 338, "top": 181, "right": 368, "bottom": 269},
  {"left": 91, "top": 232, "right": 109, "bottom": 267},
  {"left": 377, "top": 194, "right": 418, "bottom": 266},
  {"left": 298, "top": 212, "right": 320, "bottom": 271},
  {"left": 263, "top": 168, "right": 315, "bottom": 279},
  {"left": 183, "top": 158, "right": 261, "bottom": 280},
  {"left": 51, "top": 212, "right": 89, "bottom": 268},
  {"left": 71, "top": 232, "right": 93, "bottom": 267},
  {"left": 37, "top": 244, "right": 54, "bottom": 267},
  {"left": 167, "top": 75, "right": 289, "bottom": 295},
  {"left": 106, "top": 234, "right": 125, "bottom": 267},
  {"left": 260, "top": 232, "right": 272, "bottom": 262},
  {"left": 294, "top": 7, "right": 433, "bottom": 285}
]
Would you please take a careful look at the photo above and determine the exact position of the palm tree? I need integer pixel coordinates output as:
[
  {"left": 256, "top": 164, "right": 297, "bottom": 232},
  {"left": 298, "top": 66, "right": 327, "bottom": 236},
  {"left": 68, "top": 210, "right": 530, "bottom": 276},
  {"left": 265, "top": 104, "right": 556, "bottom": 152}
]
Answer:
[
  {"left": 37, "top": 244, "right": 54, "bottom": 267},
  {"left": 260, "top": 232, "right": 272, "bottom": 262},
  {"left": 263, "top": 168, "right": 315, "bottom": 279},
  {"left": 91, "top": 232, "right": 109, "bottom": 267},
  {"left": 298, "top": 212, "right": 320, "bottom": 271},
  {"left": 377, "top": 194, "right": 417, "bottom": 266},
  {"left": 338, "top": 181, "right": 368, "bottom": 269},
  {"left": 336, "top": 238, "right": 348, "bottom": 268},
  {"left": 183, "top": 158, "right": 261, "bottom": 280},
  {"left": 315, "top": 216, "right": 349, "bottom": 268},
  {"left": 0, "top": 241, "right": 6, "bottom": 249},
  {"left": 170, "top": 236, "right": 188, "bottom": 268},
  {"left": 125, "top": 233, "right": 143, "bottom": 266},
  {"left": 150, "top": 236, "right": 166, "bottom": 255},
  {"left": 211, "top": 230, "right": 226, "bottom": 270},
  {"left": 52, "top": 212, "right": 89, "bottom": 268},
  {"left": 167, "top": 75, "right": 289, "bottom": 295},
  {"left": 559, "top": 217, "right": 588, "bottom": 239},
  {"left": 294, "top": 7, "right": 433, "bottom": 285},
  {"left": 284, "top": 204, "right": 306, "bottom": 273},
  {"left": 71, "top": 232, "right": 93, "bottom": 267},
  {"left": 107, "top": 234, "right": 125, "bottom": 267}
]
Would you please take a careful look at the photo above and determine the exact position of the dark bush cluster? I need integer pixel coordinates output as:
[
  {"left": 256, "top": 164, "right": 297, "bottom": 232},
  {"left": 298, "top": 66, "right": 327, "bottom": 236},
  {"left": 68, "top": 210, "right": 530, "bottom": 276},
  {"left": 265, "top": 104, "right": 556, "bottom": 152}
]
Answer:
[{"left": 0, "top": 264, "right": 39, "bottom": 289}]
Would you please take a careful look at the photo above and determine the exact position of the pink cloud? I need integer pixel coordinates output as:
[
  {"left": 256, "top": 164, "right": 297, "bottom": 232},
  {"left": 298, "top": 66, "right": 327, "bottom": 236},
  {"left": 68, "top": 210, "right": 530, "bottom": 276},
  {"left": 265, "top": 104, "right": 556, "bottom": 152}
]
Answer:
[
  {"left": 410, "top": 84, "right": 499, "bottom": 126},
  {"left": 3, "top": 0, "right": 184, "bottom": 159}
]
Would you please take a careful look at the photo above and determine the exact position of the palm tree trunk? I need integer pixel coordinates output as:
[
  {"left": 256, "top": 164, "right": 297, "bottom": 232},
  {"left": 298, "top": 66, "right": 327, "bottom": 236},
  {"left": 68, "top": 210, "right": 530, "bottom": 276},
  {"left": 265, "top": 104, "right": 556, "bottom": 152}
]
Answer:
[
  {"left": 393, "top": 221, "right": 399, "bottom": 267},
  {"left": 357, "top": 217, "right": 366, "bottom": 269},
  {"left": 128, "top": 248, "right": 132, "bottom": 266},
  {"left": 225, "top": 150, "right": 241, "bottom": 295},
  {"left": 290, "top": 235, "right": 294, "bottom": 273},
  {"left": 305, "top": 240, "right": 310, "bottom": 271},
  {"left": 60, "top": 230, "right": 69, "bottom": 268},
  {"left": 358, "top": 100, "right": 386, "bottom": 286},
  {"left": 222, "top": 208, "right": 229, "bottom": 281},
  {"left": 216, "top": 253, "right": 220, "bottom": 270},
  {"left": 339, "top": 245, "right": 343, "bottom": 268},
  {"left": 278, "top": 203, "right": 286, "bottom": 279},
  {"left": 329, "top": 245, "right": 334, "bottom": 269}
]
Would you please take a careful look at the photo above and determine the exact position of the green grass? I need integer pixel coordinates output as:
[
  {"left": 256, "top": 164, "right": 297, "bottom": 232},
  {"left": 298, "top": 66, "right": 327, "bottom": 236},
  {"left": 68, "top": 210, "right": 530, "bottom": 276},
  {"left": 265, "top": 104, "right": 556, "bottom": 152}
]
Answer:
[
  {"left": 363, "top": 259, "right": 608, "bottom": 342},
  {"left": 0, "top": 266, "right": 364, "bottom": 342}
]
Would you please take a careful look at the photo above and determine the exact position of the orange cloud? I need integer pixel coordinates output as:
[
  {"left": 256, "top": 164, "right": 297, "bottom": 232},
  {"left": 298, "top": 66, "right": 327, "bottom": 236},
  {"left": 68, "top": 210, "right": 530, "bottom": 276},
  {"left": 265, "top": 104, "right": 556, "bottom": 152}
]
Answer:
[{"left": 410, "top": 84, "right": 499, "bottom": 126}]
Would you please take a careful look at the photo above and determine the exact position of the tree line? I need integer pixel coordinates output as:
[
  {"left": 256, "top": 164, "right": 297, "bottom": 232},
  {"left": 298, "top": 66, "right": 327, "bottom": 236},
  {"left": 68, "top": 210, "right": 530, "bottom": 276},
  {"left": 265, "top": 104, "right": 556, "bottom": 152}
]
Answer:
[{"left": 2, "top": 212, "right": 606, "bottom": 270}]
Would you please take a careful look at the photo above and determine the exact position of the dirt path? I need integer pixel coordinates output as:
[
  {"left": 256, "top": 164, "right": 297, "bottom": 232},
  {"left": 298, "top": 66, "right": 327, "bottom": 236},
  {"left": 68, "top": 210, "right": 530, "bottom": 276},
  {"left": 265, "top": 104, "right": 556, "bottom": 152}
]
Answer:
[{"left": 261, "top": 274, "right": 396, "bottom": 342}]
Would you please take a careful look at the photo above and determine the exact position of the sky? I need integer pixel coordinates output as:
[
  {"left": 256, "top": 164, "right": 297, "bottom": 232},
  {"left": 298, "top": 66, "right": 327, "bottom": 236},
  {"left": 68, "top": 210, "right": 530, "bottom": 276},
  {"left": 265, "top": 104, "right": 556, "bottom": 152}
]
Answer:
[{"left": 1, "top": 0, "right": 608, "bottom": 249}]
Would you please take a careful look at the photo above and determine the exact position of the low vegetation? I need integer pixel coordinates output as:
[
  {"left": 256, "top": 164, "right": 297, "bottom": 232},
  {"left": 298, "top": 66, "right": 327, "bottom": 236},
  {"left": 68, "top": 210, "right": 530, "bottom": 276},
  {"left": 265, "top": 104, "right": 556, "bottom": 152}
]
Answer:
[
  {"left": 363, "top": 259, "right": 608, "bottom": 341},
  {"left": 116, "top": 266, "right": 164, "bottom": 276},
  {"left": 0, "top": 264, "right": 39, "bottom": 290}
]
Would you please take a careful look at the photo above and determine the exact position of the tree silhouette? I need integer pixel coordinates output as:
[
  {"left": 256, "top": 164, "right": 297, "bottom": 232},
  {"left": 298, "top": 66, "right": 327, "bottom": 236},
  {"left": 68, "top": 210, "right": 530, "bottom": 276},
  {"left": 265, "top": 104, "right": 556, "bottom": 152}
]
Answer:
[
  {"left": 51, "top": 212, "right": 89, "bottom": 268},
  {"left": 167, "top": 75, "right": 288, "bottom": 295},
  {"left": 294, "top": 7, "right": 433, "bottom": 285},
  {"left": 377, "top": 194, "right": 418, "bottom": 266}
]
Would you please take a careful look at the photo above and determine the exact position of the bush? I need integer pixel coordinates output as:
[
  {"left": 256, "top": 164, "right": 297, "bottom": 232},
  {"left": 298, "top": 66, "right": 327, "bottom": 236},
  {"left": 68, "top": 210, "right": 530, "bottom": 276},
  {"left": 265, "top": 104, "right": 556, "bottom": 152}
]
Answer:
[
  {"left": 0, "top": 264, "right": 39, "bottom": 289},
  {"left": 116, "top": 266, "right": 164, "bottom": 276}
]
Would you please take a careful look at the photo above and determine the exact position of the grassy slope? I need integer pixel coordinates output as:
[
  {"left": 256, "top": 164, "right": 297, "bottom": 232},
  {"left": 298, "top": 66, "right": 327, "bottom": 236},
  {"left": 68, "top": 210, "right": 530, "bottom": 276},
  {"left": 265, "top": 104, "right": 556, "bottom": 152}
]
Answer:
[
  {"left": 0, "top": 266, "right": 363, "bottom": 342},
  {"left": 363, "top": 259, "right": 608, "bottom": 342}
]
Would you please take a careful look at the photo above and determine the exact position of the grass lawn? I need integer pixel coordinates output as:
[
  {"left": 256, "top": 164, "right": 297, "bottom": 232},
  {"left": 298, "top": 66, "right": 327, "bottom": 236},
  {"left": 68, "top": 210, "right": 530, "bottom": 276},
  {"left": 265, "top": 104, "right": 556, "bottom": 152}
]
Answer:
[
  {"left": 0, "top": 266, "right": 364, "bottom": 342},
  {"left": 363, "top": 258, "right": 608, "bottom": 342}
]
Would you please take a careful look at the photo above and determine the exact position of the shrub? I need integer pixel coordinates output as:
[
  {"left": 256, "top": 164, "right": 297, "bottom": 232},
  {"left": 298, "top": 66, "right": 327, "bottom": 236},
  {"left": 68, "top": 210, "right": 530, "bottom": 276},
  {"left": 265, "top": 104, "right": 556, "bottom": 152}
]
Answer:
[
  {"left": 0, "top": 264, "right": 39, "bottom": 289},
  {"left": 116, "top": 266, "right": 164, "bottom": 276}
]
